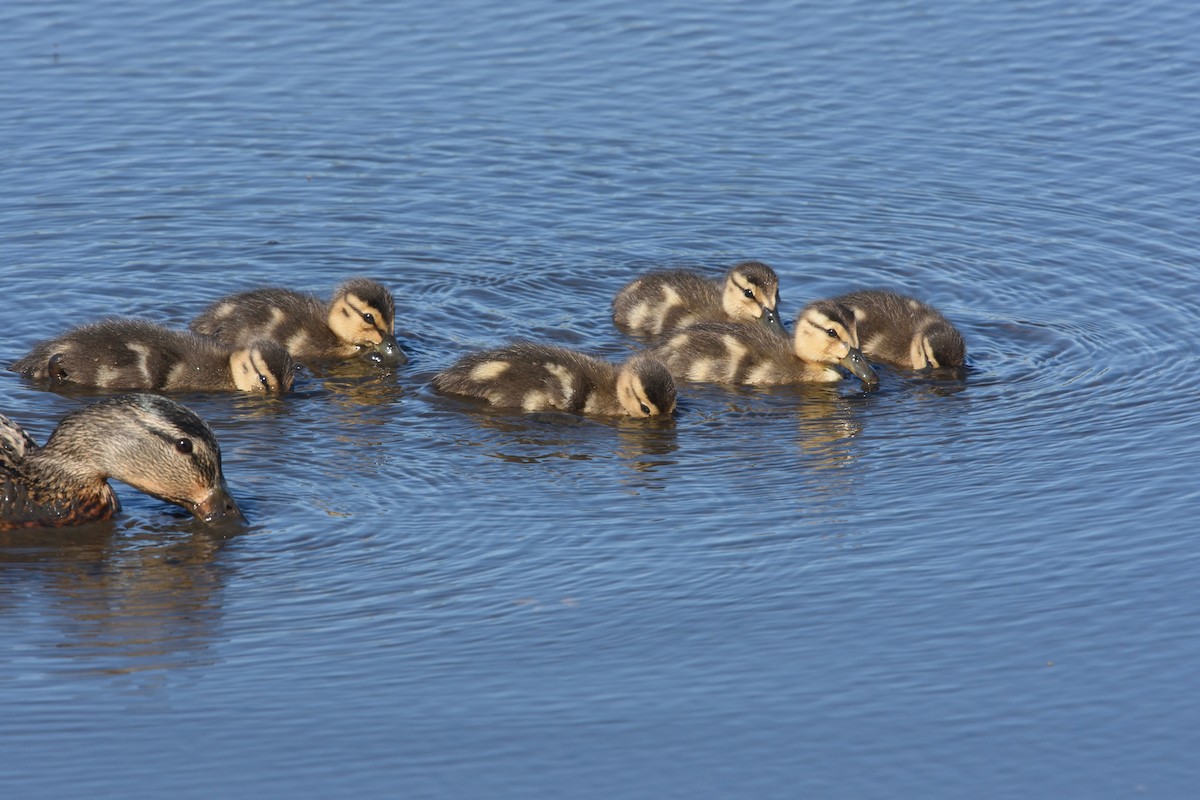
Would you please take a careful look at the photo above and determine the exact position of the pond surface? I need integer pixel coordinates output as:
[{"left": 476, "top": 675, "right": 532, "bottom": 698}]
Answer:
[{"left": 2, "top": 0, "right": 1199, "bottom": 797}]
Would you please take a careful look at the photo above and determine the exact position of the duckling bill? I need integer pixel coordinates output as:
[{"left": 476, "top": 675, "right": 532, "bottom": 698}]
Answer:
[
  {"left": 10, "top": 318, "right": 294, "bottom": 394},
  {"left": 613, "top": 261, "right": 787, "bottom": 337},
  {"left": 648, "top": 299, "right": 878, "bottom": 386},
  {"left": 190, "top": 277, "right": 405, "bottom": 367},
  {"left": 1, "top": 393, "right": 243, "bottom": 530},
  {"left": 432, "top": 342, "right": 677, "bottom": 418}
]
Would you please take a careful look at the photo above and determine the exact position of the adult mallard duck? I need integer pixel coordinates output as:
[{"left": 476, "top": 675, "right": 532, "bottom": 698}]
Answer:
[{"left": 1, "top": 393, "right": 243, "bottom": 530}]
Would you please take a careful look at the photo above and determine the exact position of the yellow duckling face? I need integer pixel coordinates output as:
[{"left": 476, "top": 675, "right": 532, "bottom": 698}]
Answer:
[
  {"left": 326, "top": 279, "right": 405, "bottom": 366},
  {"left": 721, "top": 261, "right": 786, "bottom": 336},
  {"left": 793, "top": 301, "right": 878, "bottom": 384},
  {"left": 616, "top": 355, "right": 678, "bottom": 417},
  {"left": 228, "top": 341, "right": 295, "bottom": 394}
]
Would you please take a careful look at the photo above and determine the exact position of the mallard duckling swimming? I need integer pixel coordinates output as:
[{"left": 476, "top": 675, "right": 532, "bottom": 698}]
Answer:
[
  {"left": 1, "top": 393, "right": 243, "bottom": 530},
  {"left": 648, "top": 299, "right": 878, "bottom": 386},
  {"left": 831, "top": 290, "right": 966, "bottom": 369},
  {"left": 189, "top": 277, "right": 405, "bottom": 367},
  {"left": 10, "top": 319, "right": 294, "bottom": 394},
  {"left": 432, "top": 342, "right": 677, "bottom": 418},
  {"left": 612, "top": 261, "right": 787, "bottom": 338}
]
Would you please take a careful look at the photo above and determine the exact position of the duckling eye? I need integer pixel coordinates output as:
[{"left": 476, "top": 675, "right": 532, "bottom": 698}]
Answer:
[
  {"left": 640, "top": 404, "right": 651, "bottom": 415},
  {"left": 175, "top": 438, "right": 194, "bottom": 455},
  {"left": 259, "top": 373, "right": 269, "bottom": 387},
  {"left": 743, "top": 288, "right": 755, "bottom": 299},
  {"left": 362, "top": 312, "right": 375, "bottom": 325},
  {"left": 826, "top": 328, "right": 838, "bottom": 338}
]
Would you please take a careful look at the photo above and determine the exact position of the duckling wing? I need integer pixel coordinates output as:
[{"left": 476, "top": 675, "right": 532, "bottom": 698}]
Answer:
[
  {"left": 613, "top": 270, "right": 723, "bottom": 336},
  {"left": 650, "top": 322, "right": 793, "bottom": 385},
  {"left": 189, "top": 289, "right": 325, "bottom": 347}
]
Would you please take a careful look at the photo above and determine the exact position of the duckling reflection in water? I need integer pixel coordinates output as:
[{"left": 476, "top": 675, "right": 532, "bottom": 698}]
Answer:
[
  {"left": 831, "top": 290, "right": 966, "bottom": 370},
  {"left": 648, "top": 299, "right": 878, "bottom": 386},
  {"left": 432, "top": 342, "right": 677, "bottom": 418},
  {"left": 613, "top": 261, "right": 787, "bottom": 338},
  {"left": 190, "top": 277, "right": 405, "bottom": 367},
  {"left": 11, "top": 319, "right": 294, "bottom": 394},
  {"left": 1, "top": 393, "right": 243, "bottom": 530}
]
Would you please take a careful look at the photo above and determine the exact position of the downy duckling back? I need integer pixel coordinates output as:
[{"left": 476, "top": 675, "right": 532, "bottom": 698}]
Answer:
[
  {"left": 10, "top": 318, "right": 294, "bottom": 394},
  {"left": 649, "top": 299, "right": 878, "bottom": 386},
  {"left": 832, "top": 290, "right": 966, "bottom": 369},
  {"left": 432, "top": 342, "right": 677, "bottom": 418},
  {"left": 613, "top": 261, "right": 786, "bottom": 337},
  {"left": 189, "top": 277, "right": 405, "bottom": 366},
  {"left": 1, "top": 393, "right": 243, "bottom": 530}
]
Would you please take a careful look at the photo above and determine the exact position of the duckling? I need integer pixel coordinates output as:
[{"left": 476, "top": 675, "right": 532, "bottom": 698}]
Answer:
[
  {"left": 189, "top": 277, "right": 405, "bottom": 367},
  {"left": 432, "top": 342, "right": 677, "bottom": 418},
  {"left": 648, "top": 299, "right": 878, "bottom": 386},
  {"left": 831, "top": 290, "right": 967, "bottom": 369},
  {"left": 1, "top": 393, "right": 244, "bottom": 530},
  {"left": 10, "top": 319, "right": 294, "bottom": 394},
  {"left": 612, "top": 261, "right": 787, "bottom": 338}
]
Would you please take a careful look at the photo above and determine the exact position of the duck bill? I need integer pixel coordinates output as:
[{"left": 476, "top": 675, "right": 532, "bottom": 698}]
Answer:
[
  {"left": 362, "top": 335, "right": 407, "bottom": 367},
  {"left": 760, "top": 307, "right": 788, "bottom": 337},
  {"left": 192, "top": 480, "right": 246, "bottom": 524},
  {"left": 840, "top": 347, "right": 878, "bottom": 385}
]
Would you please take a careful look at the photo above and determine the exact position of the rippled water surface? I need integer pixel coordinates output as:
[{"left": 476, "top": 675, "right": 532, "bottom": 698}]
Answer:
[{"left": 3, "top": 0, "right": 1199, "bottom": 797}]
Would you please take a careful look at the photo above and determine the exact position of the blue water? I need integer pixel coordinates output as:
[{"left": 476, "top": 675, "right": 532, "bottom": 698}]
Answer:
[{"left": 2, "top": 0, "right": 1199, "bottom": 797}]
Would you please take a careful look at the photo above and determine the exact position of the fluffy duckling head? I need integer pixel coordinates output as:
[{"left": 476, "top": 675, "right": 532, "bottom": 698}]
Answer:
[
  {"left": 229, "top": 340, "right": 296, "bottom": 394},
  {"left": 615, "top": 354, "right": 678, "bottom": 418},
  {"left": 325, "top": 278, "right": 406, "bottom": 367},
  {"left": 793, "top": 300, "right": 879, "bottom": 385},
  {"left": 915, "top": 319, "right": 967, "bottom": 370},
  {"left": 47, "top": 393, "right": 244, "bottom": 523},
  {"left": 720, "top": 261, "right": 787, "bottom": 336}
]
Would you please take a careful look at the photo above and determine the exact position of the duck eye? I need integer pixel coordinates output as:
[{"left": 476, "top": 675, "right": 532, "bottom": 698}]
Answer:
[
  {"left": 743, "top": 288, "right": 755, "bottom": 299},
  {"left": 362, "top": 312, "right": 375, "bottom": 325},
  {"left": 259, "top": 373, "right": 269, "bottom": 387},
  {"left": 640, "top": 404, "right": 651, "bottom": 415},
  {"left": 826, "top": 328, "right": 838, "bottom": 338},
  {"left": 175, "top": 438, "right": 193, "bottom": 455}
]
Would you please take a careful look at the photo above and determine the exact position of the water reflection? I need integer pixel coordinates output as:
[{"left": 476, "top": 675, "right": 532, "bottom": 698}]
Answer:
[
  {"left": 304, "top": 362, "right": 406, "bottom": 408},
  {"left": 0, "top": 521, "right": 234, "bottom": 678},
  {"left": 431, "top": 399, "right": 681, "bottom": 486},
  {"left": 614, "top": 416, "right": 679, "bottom": 479}
]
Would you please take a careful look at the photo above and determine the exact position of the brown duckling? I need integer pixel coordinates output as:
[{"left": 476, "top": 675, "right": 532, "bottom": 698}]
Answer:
[
  {"left": 189, "top": 277, "right": 405, "bottom": 367},
  {"left": 1, "top": 393, "right": 243, "bottom": 530},
  {"left": 648, "top": 299, "right": 878, "bottom": 386},
  {"left": 612, "top": 261, "right": 787, "bottom": 338},
  {"left": 432, "top": 342, "right": 677, "bottom": 418},
  {"left": 831, "top": 290, "right": 966, "bottom": 369},
  {"left": 10, "top": 319, "right": 294, "bottom": 394}
]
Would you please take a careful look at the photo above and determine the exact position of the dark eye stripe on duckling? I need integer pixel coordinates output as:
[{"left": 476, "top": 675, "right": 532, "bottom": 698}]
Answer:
[
  {"left": 342, "top": 295, "right": 391, "bottom": 335},
  {"left": 804, "top": 304, "right": 856, "bottom": 340}
]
